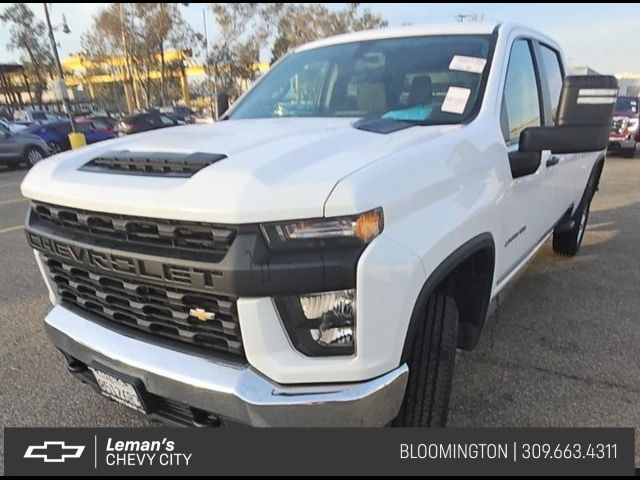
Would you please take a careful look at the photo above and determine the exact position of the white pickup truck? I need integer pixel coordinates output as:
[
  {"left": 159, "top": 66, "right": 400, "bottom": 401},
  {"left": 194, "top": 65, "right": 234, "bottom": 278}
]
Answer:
[{"left": 21, "top": 23, "right": 617, "bottom": 427}]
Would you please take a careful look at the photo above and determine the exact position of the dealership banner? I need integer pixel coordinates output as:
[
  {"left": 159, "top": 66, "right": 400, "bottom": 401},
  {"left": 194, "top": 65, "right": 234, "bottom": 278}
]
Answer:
[{"left": 4, "top": 427, "right": 634, "bottom": 476}]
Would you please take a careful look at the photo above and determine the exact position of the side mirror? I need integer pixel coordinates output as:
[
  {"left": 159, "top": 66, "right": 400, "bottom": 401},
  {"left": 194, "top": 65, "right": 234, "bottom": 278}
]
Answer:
[
  {"left": 510, "top": 76, "right": 618, "bottom": 178},
  {"left": 520, "top": 75, "right": 619, "bottom": 154},
  {"left": 216, "top": 92, "right": 230, "bottom": 118}
]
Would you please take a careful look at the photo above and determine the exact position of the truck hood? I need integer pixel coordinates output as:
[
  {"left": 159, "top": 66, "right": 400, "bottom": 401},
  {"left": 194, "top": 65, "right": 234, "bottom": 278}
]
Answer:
[{"left": 21, "top": 118, "right": 459, "bottom": 223}]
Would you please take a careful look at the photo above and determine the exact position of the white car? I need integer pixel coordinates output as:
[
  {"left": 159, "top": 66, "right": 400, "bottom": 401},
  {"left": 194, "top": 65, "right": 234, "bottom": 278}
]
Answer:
[{"left": 21, "top": 23, "right": 616, "bottom": 427}]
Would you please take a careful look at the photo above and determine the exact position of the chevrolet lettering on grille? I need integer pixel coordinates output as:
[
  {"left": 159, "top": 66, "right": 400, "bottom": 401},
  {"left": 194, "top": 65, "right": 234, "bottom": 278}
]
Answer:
[{"left": 25, "top": 230, "right": 220, "bottom": 291}]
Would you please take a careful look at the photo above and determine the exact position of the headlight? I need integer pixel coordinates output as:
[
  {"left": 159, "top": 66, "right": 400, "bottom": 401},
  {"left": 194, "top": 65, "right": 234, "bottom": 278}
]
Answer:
[
  {"left": 627, "top": 119, "right": 639, "bottom": 133},
  {"left": 275, "top": 289, "right": 356, "bottom": 356},
  {"left": 261, "top": 209, "right": 383, "bottom": 250}
]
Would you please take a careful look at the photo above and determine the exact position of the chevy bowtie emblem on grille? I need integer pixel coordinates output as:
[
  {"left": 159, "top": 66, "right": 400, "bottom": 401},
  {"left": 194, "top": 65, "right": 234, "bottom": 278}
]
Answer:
[
  {"left": 189, "top": 308, "right": 215, "bottom": 321},
  {"left": 24, "top": 441, "right": 85, "bottom": 463}
]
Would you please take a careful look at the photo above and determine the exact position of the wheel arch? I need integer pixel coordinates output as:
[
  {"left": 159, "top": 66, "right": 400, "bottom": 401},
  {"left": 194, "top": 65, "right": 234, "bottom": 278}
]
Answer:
[{"left": 400, "top": 233, "right": 495, "bottom": 362}]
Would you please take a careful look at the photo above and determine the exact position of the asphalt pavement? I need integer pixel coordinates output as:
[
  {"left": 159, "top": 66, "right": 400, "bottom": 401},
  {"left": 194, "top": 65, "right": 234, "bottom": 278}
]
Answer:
[{"left": 1, "top": 155, "right": 639, "bottom": 472}]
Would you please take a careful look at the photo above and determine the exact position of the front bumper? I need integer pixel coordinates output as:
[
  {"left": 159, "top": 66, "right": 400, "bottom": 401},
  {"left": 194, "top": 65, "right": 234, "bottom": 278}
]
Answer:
[
  {"left": 45, "top": 305, "right": 408, "bottom": 427},
  {"left": 608, "top": 136, "right": 636, "bottom": 149}
]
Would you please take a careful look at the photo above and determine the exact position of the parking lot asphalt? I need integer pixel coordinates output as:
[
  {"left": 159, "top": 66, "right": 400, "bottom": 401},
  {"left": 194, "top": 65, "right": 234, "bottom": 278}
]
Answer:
[{"left": 1, "top": 154, "right": 639, "bottom": 471}]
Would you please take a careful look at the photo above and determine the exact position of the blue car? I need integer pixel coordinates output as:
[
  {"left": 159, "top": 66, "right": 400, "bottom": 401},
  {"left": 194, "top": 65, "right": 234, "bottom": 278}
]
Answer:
[{"left": 24, "top": 121, "right": 116, "bottom": 154}]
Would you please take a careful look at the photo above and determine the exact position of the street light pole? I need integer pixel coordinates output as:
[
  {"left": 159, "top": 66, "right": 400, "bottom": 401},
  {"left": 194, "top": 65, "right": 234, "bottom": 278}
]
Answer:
[
  {"left": 43, "top": 3, "right": 75, "bottom": 132},
  {"left": 202, "top": 8, "right": 217, "bottom": 120}
]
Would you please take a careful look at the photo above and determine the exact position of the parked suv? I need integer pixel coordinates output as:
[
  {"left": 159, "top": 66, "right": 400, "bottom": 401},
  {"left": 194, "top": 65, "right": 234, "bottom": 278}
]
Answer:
[
  {"left": 0, "top": 123, "right": 50, "bottom": 167},
  {"left": 21, "top": 23, "right": 616, "bottom": 427},
  {"left": 609, "top": 96, "right": 639, "bottom": 157}
]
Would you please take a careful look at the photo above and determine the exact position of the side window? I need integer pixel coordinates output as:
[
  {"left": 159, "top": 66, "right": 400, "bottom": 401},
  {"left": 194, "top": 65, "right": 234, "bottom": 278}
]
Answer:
[
  {"left": 158, "top": 115, "right": 175, "bottom": 126},
  {"left": 539, "top": 45, "right": 564, "bottom": 121},
  {"left": 501, "top": 40, "right": 542, "bottom": 143}
]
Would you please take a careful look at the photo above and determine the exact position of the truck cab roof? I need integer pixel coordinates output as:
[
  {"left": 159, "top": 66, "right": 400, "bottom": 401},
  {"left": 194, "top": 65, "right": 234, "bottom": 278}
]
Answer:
[{"left": 295, "top": 22, "right": 559, "bottom": 53}]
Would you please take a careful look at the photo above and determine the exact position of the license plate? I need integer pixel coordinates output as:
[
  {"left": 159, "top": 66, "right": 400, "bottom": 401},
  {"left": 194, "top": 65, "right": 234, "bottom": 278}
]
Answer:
[{"left": 89, "top": 366, "right": 147, "bottom": 413}]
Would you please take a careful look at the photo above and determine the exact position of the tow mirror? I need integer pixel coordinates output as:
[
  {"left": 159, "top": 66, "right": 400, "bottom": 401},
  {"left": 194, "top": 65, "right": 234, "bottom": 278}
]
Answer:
[
  {"left": 520, "top": 75, "right": 619, "bottom": 154},
  {"left": 510, "top": 76, "right": 618, "bottom": 179}
]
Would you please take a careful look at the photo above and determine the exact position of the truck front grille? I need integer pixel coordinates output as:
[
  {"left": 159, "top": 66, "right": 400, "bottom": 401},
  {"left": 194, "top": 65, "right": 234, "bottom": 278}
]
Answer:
[
  {"left": 30, "top": 202, "right": 236, "bottom": 263},
  {"left": 43, "top": 256, "right": 244, "bottom": 357}
]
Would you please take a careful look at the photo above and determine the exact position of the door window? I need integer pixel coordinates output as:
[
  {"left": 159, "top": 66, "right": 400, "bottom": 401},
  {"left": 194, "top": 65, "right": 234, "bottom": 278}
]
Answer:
[
  {"left": 539, "top": 45, "right": 564, "bottom": 121},
  {"left": 501, "top": 40, "right": 542, "bottom": 143}
]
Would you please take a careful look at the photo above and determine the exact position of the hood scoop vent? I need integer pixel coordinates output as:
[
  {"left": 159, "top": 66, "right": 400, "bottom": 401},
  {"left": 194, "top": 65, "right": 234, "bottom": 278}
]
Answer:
[{"left": 79, "top": 150, "right": 227, "bottom": 177}]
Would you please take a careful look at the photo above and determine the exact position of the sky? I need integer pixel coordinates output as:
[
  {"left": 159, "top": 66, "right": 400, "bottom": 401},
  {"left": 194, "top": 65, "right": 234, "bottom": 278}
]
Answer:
[{"left": 0, "top": 2, "right": 638, "bottom": 75}]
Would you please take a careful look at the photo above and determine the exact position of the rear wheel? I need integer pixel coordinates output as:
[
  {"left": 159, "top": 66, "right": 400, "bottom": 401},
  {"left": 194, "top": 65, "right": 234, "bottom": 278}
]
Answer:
[
  {"left": 47, "top": 141, "right": 63, "bottom": 154},
  {"left": 552, "top": 166, "right": 600, "bottom": 256},
  {"left": 24, "top": 146, "right": 44, "bottom": 166},
  {"left": 393, "top": 293, "right": 458, "bottom": 427}
]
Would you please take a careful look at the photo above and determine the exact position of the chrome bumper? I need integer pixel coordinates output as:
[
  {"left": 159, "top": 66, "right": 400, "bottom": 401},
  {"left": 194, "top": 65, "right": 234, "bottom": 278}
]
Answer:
[{"left": 45, "top": 305, "right": 408, "bottom": 427}]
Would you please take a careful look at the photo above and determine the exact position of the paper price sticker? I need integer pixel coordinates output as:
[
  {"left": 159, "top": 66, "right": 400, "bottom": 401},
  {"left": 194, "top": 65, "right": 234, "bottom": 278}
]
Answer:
[
  {"left": 441, "top": 87, "right": 471, "bottom": 114},
  {"left": 449, "top": 55, "right": 487, "bottom": 74}
]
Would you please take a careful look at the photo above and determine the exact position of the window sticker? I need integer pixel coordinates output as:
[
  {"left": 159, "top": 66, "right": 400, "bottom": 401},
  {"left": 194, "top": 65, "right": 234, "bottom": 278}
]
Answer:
[
  {"left": 441, "top": 87, "right": 471, "bottom": 114},
  {"left": 449, "top": 55, "right": 487, "bottom": 74}
]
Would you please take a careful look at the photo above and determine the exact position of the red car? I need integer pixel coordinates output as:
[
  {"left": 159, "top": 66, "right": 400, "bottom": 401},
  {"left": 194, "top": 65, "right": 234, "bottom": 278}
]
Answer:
[
  {"left": 609, "top": 96, "right": 639, "bottom": 157},
  {"left": 77, "top": 119, "right": 116, "bottom": 135}
]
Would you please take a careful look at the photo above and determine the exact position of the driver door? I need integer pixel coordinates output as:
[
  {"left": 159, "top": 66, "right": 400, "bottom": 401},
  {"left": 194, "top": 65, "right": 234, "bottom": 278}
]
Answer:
[{"left": 496, "top": 38, "right": 558, "bottom": 284}]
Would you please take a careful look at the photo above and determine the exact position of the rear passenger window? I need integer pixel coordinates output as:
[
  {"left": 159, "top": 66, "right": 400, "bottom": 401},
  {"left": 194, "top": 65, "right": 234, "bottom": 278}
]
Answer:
[
  {"left": 501, "top": 40, "right": 541, "bottom": 143},
  {"left": 539, "top": 45, "right": 564, "bottom": 121}
]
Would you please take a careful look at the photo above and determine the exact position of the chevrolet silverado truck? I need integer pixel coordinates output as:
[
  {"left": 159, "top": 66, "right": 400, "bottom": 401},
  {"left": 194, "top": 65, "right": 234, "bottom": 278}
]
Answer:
[{"left": 21, "top": 23, "right": 617, "bottom": 427}]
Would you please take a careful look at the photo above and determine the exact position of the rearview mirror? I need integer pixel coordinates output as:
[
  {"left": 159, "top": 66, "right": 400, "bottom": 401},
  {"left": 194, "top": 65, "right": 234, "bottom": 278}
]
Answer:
[{"left": 519, "top": 75, "right": 619, "bottom": 154}]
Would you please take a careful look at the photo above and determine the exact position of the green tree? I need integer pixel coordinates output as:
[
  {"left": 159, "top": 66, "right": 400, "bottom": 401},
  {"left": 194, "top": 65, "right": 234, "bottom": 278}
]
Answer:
[{"left": 0, "top": 3, "right": 54, "bottom": 105}]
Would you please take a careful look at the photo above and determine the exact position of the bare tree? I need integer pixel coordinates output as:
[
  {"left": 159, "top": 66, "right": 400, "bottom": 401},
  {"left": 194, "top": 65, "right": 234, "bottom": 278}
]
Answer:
[
  {"left": 82, "top": 3, "right": 201, "bottom": 109},
  {"left": 208, "top": 3, "right": 283, "bottom": 98},
  {"left": 270, "top": 3, "right": 388, "bottom": 63},
  {"left": 0, "top": 3, "right": 54, "bottom": 105}
]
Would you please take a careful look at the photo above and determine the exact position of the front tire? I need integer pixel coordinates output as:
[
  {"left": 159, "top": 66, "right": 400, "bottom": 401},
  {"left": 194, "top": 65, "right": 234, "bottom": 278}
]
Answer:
[{"left": 393, "top": 293, "right": 458, "bottom": 427}]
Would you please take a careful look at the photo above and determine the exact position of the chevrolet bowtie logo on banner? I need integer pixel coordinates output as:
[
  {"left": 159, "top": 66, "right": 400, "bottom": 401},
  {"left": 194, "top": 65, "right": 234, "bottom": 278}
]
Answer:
[{"left": 24, "top": 441, "right": 85, "bottom": 463}]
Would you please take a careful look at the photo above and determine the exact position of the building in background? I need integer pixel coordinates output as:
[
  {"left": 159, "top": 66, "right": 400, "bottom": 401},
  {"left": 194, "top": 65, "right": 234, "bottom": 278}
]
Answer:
[{"left": 616, "top": 73, "right": 640, "bottom": 97}]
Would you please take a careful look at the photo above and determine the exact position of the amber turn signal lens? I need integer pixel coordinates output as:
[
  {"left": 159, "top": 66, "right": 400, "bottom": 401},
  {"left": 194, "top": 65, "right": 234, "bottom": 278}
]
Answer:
[{"left": 354, "top": 210, "right": 383, "bottom": 242}]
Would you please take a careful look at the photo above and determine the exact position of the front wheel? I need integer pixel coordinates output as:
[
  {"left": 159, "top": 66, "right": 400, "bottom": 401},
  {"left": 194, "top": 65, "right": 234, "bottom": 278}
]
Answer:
[{"left": 393, "top": 293, "right": 458, "bottom": 427}]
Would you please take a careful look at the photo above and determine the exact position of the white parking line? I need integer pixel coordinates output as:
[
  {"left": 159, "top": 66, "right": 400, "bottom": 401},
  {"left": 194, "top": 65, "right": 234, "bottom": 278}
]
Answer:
[
  {"left": 0, "top": 225, "right": 23, "bottom": 235},
  {"left": 0, "top": 197, "right": 27, "bottom": 206}
]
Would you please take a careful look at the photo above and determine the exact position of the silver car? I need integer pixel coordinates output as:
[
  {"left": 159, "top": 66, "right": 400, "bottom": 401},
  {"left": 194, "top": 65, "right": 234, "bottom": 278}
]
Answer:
[{"left": 0, "top": 124, "right": 51, "bottom": 168}]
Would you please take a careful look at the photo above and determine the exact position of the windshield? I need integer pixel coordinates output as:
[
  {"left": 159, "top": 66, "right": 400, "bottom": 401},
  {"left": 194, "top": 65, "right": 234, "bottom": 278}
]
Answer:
[
  {"left": 230, "top": 35, "right": 493, "bottom": 124},
  {"left": 615, "top": 97, "right": 638, "bottom": 114}
]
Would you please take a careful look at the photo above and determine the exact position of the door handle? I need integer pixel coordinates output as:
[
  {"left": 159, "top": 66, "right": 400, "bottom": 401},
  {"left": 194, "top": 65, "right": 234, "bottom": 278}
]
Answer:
[{"left": 546, "top": 156, "right": 560, "bottom": 167}]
